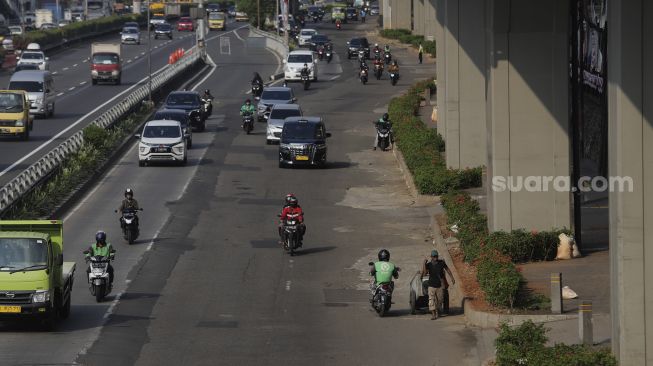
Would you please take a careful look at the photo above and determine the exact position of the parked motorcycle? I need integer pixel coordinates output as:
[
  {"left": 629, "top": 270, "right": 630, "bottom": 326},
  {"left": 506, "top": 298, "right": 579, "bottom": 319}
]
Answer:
[
  {"left": 360, "top": 68, "right": 368, "bottom": 84},
  {"left": 376, "top": 125, "right": 391, "bottom": 150},
  {"left": 242, "top": 112, "right": 254, "bottom": 134},
  {"left": 301, "top": 73, "right": 311, "bottom": 90},
  {"left": 116, "top": 208, "right": 142, "bottom": 245},
  {"left": 390, "top": 72, "right": 399, "bottom": 86},
  {"left": 282, "top": 213, "right": 301, "bottom": 256},
  {"left": 84, "top": 252, "right": 115, "bottom": 302}
]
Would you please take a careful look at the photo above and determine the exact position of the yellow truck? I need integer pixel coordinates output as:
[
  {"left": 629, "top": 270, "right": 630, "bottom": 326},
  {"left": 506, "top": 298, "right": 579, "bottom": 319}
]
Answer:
[
  {"left": 208, "top": 11, "right": 226, "bottom": 30},
  {"left": 0, "top": 90, "right": 33, "bottom": 140},
  {"left": 0, "top": 220, "right": 75, "bottom": 330}
]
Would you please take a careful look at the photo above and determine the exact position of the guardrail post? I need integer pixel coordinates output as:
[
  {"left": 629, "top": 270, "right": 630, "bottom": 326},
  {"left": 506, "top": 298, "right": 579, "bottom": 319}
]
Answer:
[
  {"left": 579, "top": 300, "right": 593, "bottom": 345},
  {"left": 550, "top": 272, "right": 562, "bottom": 314}
]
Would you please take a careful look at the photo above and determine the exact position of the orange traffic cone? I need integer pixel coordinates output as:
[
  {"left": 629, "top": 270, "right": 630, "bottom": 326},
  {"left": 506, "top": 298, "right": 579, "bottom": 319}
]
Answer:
[{"left": 168, "top": 53, "right": 175, "bottom": 64}]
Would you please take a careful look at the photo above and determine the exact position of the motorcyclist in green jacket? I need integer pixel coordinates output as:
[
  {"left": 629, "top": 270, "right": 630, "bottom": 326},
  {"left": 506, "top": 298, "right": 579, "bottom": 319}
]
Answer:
[
  {"left": 85, "top": 231, "right": 115, "bottom": 286},
  {"left": 240, "top": 99, "right": 256, "bottom": 127},
  {"left": 370, "top": 249, "right": 399, "bottom": 286}
]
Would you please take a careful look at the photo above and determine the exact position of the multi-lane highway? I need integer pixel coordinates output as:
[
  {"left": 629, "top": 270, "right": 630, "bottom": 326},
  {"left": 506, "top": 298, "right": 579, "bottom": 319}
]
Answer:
[{"left": 0, "top": 17, "right": 490, "bottom": 366}]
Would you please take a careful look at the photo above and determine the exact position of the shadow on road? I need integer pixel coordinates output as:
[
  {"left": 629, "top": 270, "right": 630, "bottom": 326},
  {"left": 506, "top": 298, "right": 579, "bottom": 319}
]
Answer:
[{"left": 294, "top": 246, "right": 337, "bottom": 256}]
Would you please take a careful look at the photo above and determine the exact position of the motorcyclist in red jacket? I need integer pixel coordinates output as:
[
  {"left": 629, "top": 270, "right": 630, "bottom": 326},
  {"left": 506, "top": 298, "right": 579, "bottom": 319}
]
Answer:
[{"left": 279, "top": 194, "right": 306, "bottom": 246}]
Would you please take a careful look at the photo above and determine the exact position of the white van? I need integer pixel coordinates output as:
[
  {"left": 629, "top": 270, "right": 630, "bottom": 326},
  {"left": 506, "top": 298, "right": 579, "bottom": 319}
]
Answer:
[
  {"left": 284, "top": 50, "right": 318, "bottom": 82},
  {"left": 9, "top": 70, "right": 56, "bottom": 118}
]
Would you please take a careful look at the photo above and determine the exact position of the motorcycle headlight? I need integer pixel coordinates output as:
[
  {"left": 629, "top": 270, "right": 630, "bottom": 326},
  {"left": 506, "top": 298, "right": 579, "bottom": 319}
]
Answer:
[
  {"left": 111, "top": 70, "right": 119, "bottom": 76},
  {"left": 32, "top": 290, "right": 50, "bottom": 303},
  {"left": 14, "top": 119, "right": 24, "bottom": 127}
]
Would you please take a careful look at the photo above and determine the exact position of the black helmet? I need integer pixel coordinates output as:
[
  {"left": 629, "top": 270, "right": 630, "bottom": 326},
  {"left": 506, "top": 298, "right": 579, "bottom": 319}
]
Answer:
[
  {"left": 125, "top": 188, "right": 134, "bottom": 198},
  {"left": 287, "top": 195, "right": 298, "bottom": 207},
  {"left": 382, "top": 113, "right": 389, "bottom": 121},
  {"left": 245, "top": 99, "right": 251, "bottom": 104},
  {"left": 378, "top": 249, "right": 390, "bottom": 262},
  {"left": 285, "top": 193, "right": 296, "bottom": 205},
  {"left": 204, "top": 89, "right": 210, "bottom": 94},
  {"left": 95, "top": 231, "right": 107, "bottom": 244}
]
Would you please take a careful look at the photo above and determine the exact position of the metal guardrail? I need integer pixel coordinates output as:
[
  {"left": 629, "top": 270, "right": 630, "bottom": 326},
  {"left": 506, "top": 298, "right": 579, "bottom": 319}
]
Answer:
[{"left": 0, "top": 47, "right": 204, "bottom": 214}]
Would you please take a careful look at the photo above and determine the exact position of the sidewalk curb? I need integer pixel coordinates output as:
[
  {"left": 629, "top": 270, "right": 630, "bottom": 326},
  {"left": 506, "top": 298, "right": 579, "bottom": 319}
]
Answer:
[{"left": 389, "top": 120, "right": 581, "bottom": 329}]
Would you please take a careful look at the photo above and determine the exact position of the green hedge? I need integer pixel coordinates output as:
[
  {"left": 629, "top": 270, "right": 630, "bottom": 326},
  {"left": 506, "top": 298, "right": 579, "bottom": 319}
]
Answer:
[
  {"left": 13, "top": 14, "right": 145, "bottom": 50},
  {"left": 379, "top": 28, "right": 436, "bottom": 57},
  {"left": 389, "top": 81, "right": 482, "bottom": 195},
  {"left": 495, "top": 321, "right": 617, "bottom": 366}
]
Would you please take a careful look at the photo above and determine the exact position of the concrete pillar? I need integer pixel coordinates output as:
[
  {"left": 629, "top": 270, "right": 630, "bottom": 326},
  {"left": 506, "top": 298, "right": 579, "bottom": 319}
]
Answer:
[
  {"left": 608, "top": 1, "right": 653, "bottom": 363},
  {"left": 485, "top": 0, "right": 571, "bottom": 232},
  {"left": 441, "top": 0, "right": 487, "bottom": 170},
  {"left": 389, "top": 0, "right": 411, "bottom": 30},
  {"left": 435, "top": 0, "right": 446, "bottom": 138},
  {"left": 424, "top": 0, "right": 436, "bottom": 41},
  {"left": 381, "top": 0, "right": 392, "bottom": 29},
  {"left": 412, "top": 0, "right": 425, "bottom": 35}
]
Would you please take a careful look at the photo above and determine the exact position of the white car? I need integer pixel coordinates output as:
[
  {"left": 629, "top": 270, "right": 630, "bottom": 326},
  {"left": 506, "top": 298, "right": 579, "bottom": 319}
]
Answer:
[
  {"left": 298, "top": 29, "right": 317, "bottom": 46},
  {"left": 137, "top": 120, "right": 188, "bottom": 166},
  {"left": 17, "top": 51, "right": 49, "bottom": 70},
  {"left": 8, "top": 26, "right": 23, "bottom": 36},
  {"left": 121, "top": 27, "right": 141, "bottom": 44},
  {"left": 284, "top": 50, "right": 318, "bottom": 81},
  {"left": 267, "top": 104, "right": 303, "bottom": 144}
]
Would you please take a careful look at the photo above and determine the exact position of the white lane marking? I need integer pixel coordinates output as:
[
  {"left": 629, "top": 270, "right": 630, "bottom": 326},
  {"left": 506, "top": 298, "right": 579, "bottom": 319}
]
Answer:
[
  {"left": 52, "top": 71, "right": 58, "bottom": 75},
  {"left": 56, "top": 92, "right": 64, "bottom": 96},
  {"left": 82, "top": 59, "right": 88, "bottom": 63},
  {"left": 206, "top": 24, "right": 248, "bottom": 42},
  {"left": 127, "top": 59, "right": 133, "bottom": 63},
  {"left": 233, "top": 28, "right": 245, "bottom": 42},
  {"left": 103, "top": 291, "right": 124, "bottom": 319},
  {"left": 189, "top": 54, "right": 218, "bottom": 91},
  {"left": 220, "top": 36, "right": 231, "bottom": 55},
  {"left": 0, "top": 62, "right": 170, "bottom": 179},
  {"left": 68, "top": 86, "right": 75, "bottom": 91},
  {"left": 329, "top": 75, "right": 340, "bottom": 81},
  {"left": 79, "top": 81, "right": 87, "bottom": 85},
  {"left": 285, "top": 280, "right": 291, "bottom": 291},
  {"left": 141, "top": 51, "right": 146, "bottom": 55},
  {"left": 62, "top": 67, "right": 69, "bottom": 71},
  {"left": 73, "top": 63, "right": 78, "bottom": 67}
]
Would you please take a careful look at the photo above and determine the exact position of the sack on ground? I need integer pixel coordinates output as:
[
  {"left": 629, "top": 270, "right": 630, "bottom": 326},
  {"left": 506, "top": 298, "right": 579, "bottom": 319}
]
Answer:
[
  {"left": 555, "top": 233, "right": 573, "bottom": 260},
  {"left": 562, "top": 285, "right": 578, "bottom": 299}
]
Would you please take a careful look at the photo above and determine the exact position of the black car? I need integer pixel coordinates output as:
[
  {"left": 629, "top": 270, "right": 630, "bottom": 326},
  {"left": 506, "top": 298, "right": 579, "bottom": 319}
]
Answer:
[
  {"left": 309, "top": 34, "right": 330, "bottom": 50},
  {"left": 278, "top": 117, "right": 331, "bottom": 168},
  {"left": 152, "top": 108, "right": 193, "bottom": 147},
  {"left": 154, "top": 23, "right": 173, "bottom": 39},
  {"left": 162, "top": 91, "right": 206, "bottom": 131},
  {"left": 347, "top": 37, "right": 370, "bottom": 59},
  {"left": 345, "top": 7, "right": 358, "bottom": 21}
]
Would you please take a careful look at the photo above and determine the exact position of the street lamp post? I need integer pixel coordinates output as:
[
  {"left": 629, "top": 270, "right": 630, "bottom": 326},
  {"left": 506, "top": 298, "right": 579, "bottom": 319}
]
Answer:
[{"left": 147, "top": 0, "right": 152, "bottom": 102}]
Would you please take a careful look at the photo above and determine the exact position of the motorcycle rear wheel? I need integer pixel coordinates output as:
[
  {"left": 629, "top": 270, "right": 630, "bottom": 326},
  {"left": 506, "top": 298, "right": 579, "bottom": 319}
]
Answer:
[
  {"left": 95, "top": 285, "right": 105, "bottom": 303},
  {"left": 127, "top": 229, "right": 134, "bottom": 245}
]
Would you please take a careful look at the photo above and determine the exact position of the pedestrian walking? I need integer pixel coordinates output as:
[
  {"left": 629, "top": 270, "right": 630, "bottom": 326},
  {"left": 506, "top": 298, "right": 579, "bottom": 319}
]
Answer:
[
  {"left": 422, "top": 250, "right": 455, "bottom": 320},
  {"left": 418, "top": 43, "right": 424, "bottom": 64}
]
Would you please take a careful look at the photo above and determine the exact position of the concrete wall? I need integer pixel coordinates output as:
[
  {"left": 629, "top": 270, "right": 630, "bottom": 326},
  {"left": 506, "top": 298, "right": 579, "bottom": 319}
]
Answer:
[
  {"left": 412, "top": 0, "right": 425, "bottom": 35},
  {"left": 485, "top": 0, "right": 571, "bottom": 232},
  {"left": 435, "top": 0, "right": 446, "bottom": 140},
  {"left": 608, "top": 1, "right": 653, "bottom": 363},
  {"left": 439, "top": 0, "right": 487, "bottom": 170},
  {"left": 423, "top": 0, "right": 436, "bottom": 41},
  {"left": 381, "top": 0, "right": 392, "bottom": 29},
  {"left": 389, "top": 0, "right": 411, "bottom": 30}
]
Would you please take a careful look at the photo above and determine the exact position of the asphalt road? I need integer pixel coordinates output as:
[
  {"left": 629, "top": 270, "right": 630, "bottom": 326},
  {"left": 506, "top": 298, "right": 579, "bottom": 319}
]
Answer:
[
  {"left": 0, "top": 25, "right": 281, "bottom": 365},
  {"left": 0, "top": 20, "right": 240, "bottom": 188},
  {"left": 0, "top": 17, "right": 491, "bottom": 366}
]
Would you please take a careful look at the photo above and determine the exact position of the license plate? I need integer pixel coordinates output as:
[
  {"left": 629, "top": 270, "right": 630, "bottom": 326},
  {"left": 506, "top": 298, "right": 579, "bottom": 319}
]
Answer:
[
  {"left": 296, "top": 155, "right": 309, "bottom": 161},
  {"left": 0, "top": 128, "right": 9, "bottom": 133},
  {"left": 155, "top": 148, "right": 168, "bottom": 153},
  {"left": 0, "top": 306, "right": 21, "bottom": 313}
]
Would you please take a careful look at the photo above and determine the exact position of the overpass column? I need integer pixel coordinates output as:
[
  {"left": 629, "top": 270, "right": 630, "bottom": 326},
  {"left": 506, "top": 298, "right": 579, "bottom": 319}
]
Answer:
[
  {"left": 424, "top": 0, "right": 436, "bottom": 41},
  {"left": 435, "top": 0, "right": 446, "bottom": 140},
  {"left": 608, "top": 1, "right": 653, "bottom": 363},
  {"left": 412, "top": 0, "right": 425, "bottom": 36},
  {"left": 485, "top": 0, "right": 571, "bottom": 232}
]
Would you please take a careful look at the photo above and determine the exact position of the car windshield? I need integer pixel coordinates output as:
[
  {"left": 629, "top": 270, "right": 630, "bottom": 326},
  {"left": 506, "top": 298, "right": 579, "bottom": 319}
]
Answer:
[
  {"left": 9, "top": 81, "right": 43, "bottom": 93},
  {"left": 0, "top": 238, "right": 47, "bottom": 271},
  {"left": 270, "top": 109, "right": 301, "bottom": 120},
  {"left": 261, "top": 90, "right": 291, "bottom": 100},
  {"left": 123, "top": 28, "right": 138, "bottom": 34},
  {"left": 166, "top": 94, "right": 199, "bottom": 106},
  {"left": 312, "top": 35, "right": 328, "bottom": 43},
  {"left": 156, "top": 24, "right": 171, "bottom": 30},
  {"left": 0, "top": 93, "right": 24, "bottom": 112},
  {"left": 347, "top": 9, "right": 356, "bottom": 13},
  {"left": 154, "top": 112, "right": 189, "bottom": 126},
  {"left": 209, "top": 13, "right": 225, "bottom": 20},
  {"left": 180, "top": 17, "right": 191, "bottom": 22},
  {"left": 287, "top": 54, "right": 312, "bottom": 63},
  {"left": 301, "top": 30, "right": 315, "bottom": 36},
  {"left": 349, "top": 39, "right": 362, "bottom": 46},
  {"left": 283, "top": 123, "right": 322, "bottom": 140},
  {"left": 153, "top": 15, "right": 164, "bottom": 20},
  {"left": 93, "top": 53, "right": 119, "bottom": 64},
  {"left": 21, "top": 52, "right": 43, "bottom": 60},
  {"left": 143, "top": 125, "right": 181, "bottom": 138}
]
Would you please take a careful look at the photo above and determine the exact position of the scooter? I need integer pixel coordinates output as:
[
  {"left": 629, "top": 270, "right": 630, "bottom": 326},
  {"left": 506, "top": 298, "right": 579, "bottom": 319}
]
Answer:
[
  {"left": 301, "top": 73, "right": 311, "bottom": 90},
  {"left": 336, "top": 21, "right": 342, "bottom": 30},
  {"left": 326, "top": 49, "right": 333, "bottom": 63},
  {"left": 116, "top": 208, "right": 142, "bottom": 245},
  {"left": 390, "top": 72, "right": 399, "bottom": 86},
  {"left": 242, "top": 112, "right": 254, "bottom": 134},
  {"left": 84, "top": 251, "right": 115, "bottom": 302},
  {"left": 368, "top": 261, "right": 400, "bottom": 317},
  {"left": 384, "top": 52, "right": 392, "bottom": 65},
  {"left": 317, "top": 46, "right": 325, "bottom": 60},
  {"left": 252, "top": 82, "right": 262, "bottom": 99},
  {"left": 281, "top": 213, "right": 302, "bottom": 256},
  {"left": 376, "top": 126, "right": 391, "bottom": 150},
  {"left": 201, "top": 97, "right": 213, "bottom": 116},
  {"left": 360, "top": 68, "right": 368, "bottom": 84},
  {"left": 374, "top": 63, "right": 383, "bottom": 80}
]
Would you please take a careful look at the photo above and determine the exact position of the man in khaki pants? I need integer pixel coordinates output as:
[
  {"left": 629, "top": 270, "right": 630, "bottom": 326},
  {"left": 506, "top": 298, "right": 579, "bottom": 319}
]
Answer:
[{"left": 422, "top": 250, "right": 455, "bottom": 320}]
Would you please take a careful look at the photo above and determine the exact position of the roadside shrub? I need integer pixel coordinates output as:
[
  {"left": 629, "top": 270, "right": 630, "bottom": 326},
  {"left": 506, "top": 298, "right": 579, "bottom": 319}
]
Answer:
[
  {"left": 83, "top": 124, "right": 110, "bottom": 151},
  {"left": 495, "top": 320, "right": 617, "bottom": 366},
  {"left": 485, "top": 228, "right": 571, "bottom": 263},
  {"left": 379, "top": 29, "right": 436, "bottom": 57},
  {"left": 476, "top": 250, "right": 522, "bottom": 308}
]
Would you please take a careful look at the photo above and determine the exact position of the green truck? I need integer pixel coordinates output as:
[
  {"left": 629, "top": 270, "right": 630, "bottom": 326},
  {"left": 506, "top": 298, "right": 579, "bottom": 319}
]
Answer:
[{"left": 0, "top": 220, "right": 75, "bottom": 329}]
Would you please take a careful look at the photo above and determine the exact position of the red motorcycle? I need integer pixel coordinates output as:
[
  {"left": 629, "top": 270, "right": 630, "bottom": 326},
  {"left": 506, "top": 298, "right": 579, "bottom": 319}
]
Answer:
[{"left": 336, "top": 19, "right": 342, "bottom": 30}]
